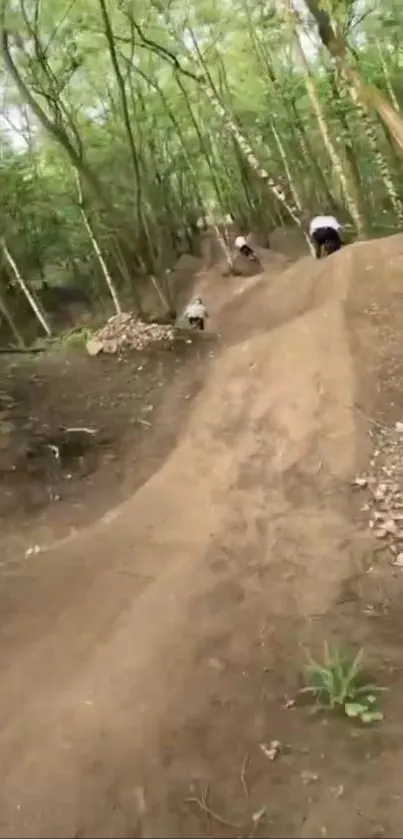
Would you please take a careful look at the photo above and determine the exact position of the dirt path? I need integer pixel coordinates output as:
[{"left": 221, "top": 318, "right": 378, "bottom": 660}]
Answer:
[{"left": 2, "top": 238, "right": 403, "bottom": 837}]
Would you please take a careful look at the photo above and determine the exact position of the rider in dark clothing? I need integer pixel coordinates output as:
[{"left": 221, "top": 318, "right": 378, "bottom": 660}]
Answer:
[
  {"left": 309, "top": 215, "right": 343, "bottom": 259},
  {"left": 235, "top": 234, "right": 259, "bottom": 262}
]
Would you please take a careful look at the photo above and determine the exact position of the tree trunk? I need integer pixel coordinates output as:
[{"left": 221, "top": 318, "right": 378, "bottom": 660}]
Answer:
[
  {"left": 346, "top": 89, "right": 403, "bottom": 224},
  {"left": 131, "top": 66, "right": 206, "bottom": 221},
  {"left": 121, "top": 17, "right": 312, "bottom": 238},
  {"left": 303, "top": 0, "right": 403, "bottom": 158},
  {"left": 284, "top": 87, "right": 338, "bottom": 210},
  {"left": 98, "top": 0, "right": 155, "bottom": 273},
  {"left": 1, "top": 240, "right": 52, "bottom": 337},
  {"left": 377, "top": 41, "right": 400, "bottom": 113},
  {"left": 239, "top": 5, "right": 305, "bottom": 213},
  {"left": 0, "top": 285, "right": 25, "bottom": 347},
  {"left": 174, "top": 73, "right": 227, "bottom": 218},
  {"left": 0, "top": 30, "right": 142, "bottom": 264},
  {"left": 113, "top": 240, "right": 145, "bottom": 317},
  {"left": 327, "top": 69, "right": 362, "bottom": 192},
  {"left": 75, "top": 173, "right": 122, "bottom": 314},
  {"left": 212, "top": 222, "right": 234, "bottom": 271},
  {"left": 269, "top": 117, "right": 303, "bottom": 211},
  {"left": 200, "top": 82, "right": 303, "bottom": 225},
  {"left": 248, "top": 15, "right": 336, "bottom": 213},
  {"left": 290, "top": 20, "right": 366, "bottom": 236}
]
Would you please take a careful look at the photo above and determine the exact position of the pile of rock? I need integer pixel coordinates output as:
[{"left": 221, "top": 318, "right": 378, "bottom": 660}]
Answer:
[
  {"left": 86, "top": 312, "right": 176, "bottom": 355},
  {"left": 353, "top": 422, "right": 403, "bottom": 565}
]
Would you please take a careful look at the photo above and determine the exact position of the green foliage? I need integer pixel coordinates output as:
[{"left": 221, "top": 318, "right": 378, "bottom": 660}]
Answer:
[
  {"left": 0, "top": 0, "right": 401, "bottom": 341},
  {"left": 301, "top": 643, "right": 386, "bottom": 723},
  {"left": 59, "top": 325, "right": 95, "bottom": 347}
]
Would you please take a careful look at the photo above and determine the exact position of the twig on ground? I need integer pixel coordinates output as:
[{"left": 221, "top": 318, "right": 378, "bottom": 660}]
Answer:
[
  {"left": 352, "top": 404, "right": 392, "bottom": 432},
  {"left": 247, "top": 806, "right": 267, "bottom": 838},
  {"left": 64, "top": 427, "right": 98, "bottom": 435},
  {"left": 355, "top": 806, "right": 385, "bottom": 833},
  {"left": 240, "top": 754, "right": 250, "bottom": 801},
  {"left": 185, "top": 784, "right": 242, "bottom": 830}
]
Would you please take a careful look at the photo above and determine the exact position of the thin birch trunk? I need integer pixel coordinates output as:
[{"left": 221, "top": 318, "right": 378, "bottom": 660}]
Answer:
[
  {"left": 1, "top": 239, "right": 52, "bottom": 336},
  {"left": 289, "top": 20, "right": 365, "bottom": 236},
  {"left": 75, "top": 172, "right": 122, "bottom": 314}
]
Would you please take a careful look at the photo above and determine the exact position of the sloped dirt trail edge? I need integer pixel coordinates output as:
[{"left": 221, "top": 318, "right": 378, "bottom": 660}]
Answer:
[{"left": 0, "top": 240, "right": 368, "bottom": 838}]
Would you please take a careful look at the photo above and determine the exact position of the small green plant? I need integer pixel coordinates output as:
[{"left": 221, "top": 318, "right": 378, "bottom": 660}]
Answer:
[
  {"left": 60, "top": 325, "right": 94, "bottom": 347},
  {"left": 301, "top": 642, "right": 385, "bottom": 724}
]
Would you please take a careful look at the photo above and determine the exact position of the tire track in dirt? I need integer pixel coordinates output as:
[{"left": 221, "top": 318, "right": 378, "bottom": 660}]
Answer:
[
  {"left": 3, "top": 238, "right": 403, "bottom": 837},
  {"left": 0, "top": 245, "right": 365, "bottom": 836}
]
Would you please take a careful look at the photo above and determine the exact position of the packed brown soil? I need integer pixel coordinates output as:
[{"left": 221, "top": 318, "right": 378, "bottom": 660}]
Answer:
[{"left": 2, "top": 234, "right": 403, "bottom": 838}]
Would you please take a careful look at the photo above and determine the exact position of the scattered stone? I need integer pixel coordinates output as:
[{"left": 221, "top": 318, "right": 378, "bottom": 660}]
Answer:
[
  {"left": 384, "top": 519, "right": 398, "bottom": 535},
  {"left": 208, "top": 657, "right": 226, "bottom": 671},
  {"left": 353, "top": 476, "right": 368, "bottom": 488},
  {"left": 373, "top": 528, "right": 388, "bottom": 539},
  {"left": 86, "top": 338, "right": 103, "bottom": 357},
  {"left": 252, "top": 807, "right": 267, "bottom": 823},
  {"left": 392, "top": 553, "right": 403, "bottom": 567},
  {"left": 25, "top": 544, "right": 41, "bottom": 558},
  {"left": 358, "top": 424, "right": 403, "bottom": 560},
  {"left": 260, "top": 740, "right": 281, "bottom": 761},
  {"left": 102, "top": 339, "right": 119, "bottom": 354},
  {"left": 301, "top": 770, "right": 319, "bottom": 784},
  {"left": 395, "top": 422, "right": 403, "bottom": 433},
  {"left": 374, "top": 484, "right": 388, "bottom": 501}
]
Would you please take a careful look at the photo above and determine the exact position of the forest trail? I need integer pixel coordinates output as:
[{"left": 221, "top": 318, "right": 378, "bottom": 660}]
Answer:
[{"left": 3, "top": 235, "right": 403, "bottom": 837}]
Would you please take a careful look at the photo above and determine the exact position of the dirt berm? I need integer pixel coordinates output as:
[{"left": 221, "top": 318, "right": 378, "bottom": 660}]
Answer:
[{"left": 1, "top": 235, "right": 403, "bottom": 837}]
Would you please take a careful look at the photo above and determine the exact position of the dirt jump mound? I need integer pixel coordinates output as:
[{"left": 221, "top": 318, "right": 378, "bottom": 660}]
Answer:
[{"left": 2, "top": 234, "right": 403, "bottom": 837}]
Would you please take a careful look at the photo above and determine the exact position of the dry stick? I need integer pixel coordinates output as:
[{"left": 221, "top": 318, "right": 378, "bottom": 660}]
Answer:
[
  {"left": 240, "top": 755, "right": 250, "bottom": 801},
  {"left": 137, "top": 417, "right": 152, "bottom": 428},
  {"left": 185, "top": 785, "right": 243, "bottom": 830},
  {"left": 63, "top": 427, "right": 98, "bottom": 435},
  {"left": 351, "top": 404, "right": 393, "bottom": 433},
  {"left": 355, "top": 806, "right": 385, "bottom": 831}
]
